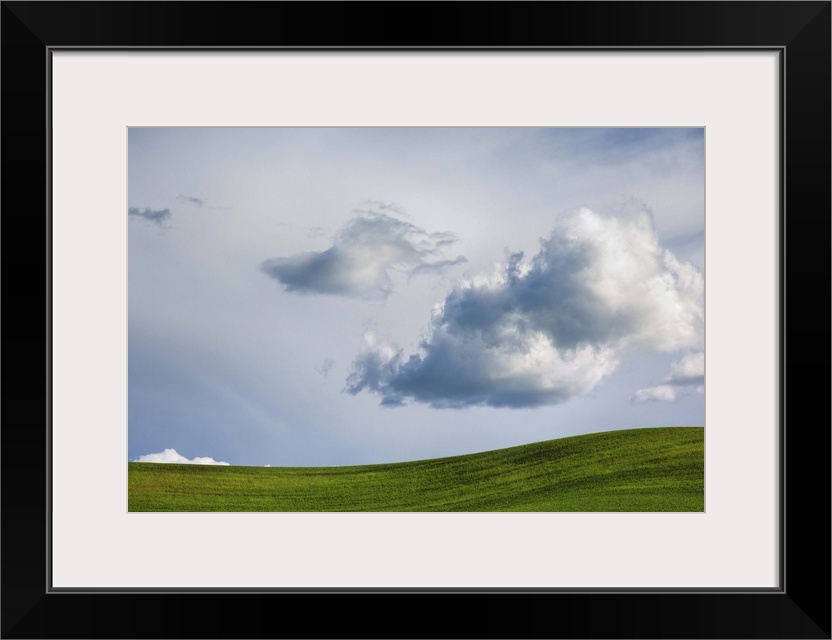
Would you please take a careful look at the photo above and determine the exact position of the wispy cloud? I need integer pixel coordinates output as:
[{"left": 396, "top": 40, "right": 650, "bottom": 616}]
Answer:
[
  {"left": 261, "top": 209, "right": 467, "bottom": 299},
  {"left": 361, "top": 200, "right": 405, "bottom": 215},
  {"left": 317, "top": 358, "right": 336, "bottom": 376},
  {"left": 128, "top": 207, "right": 171, "bottom": 226},
  {"left": 132, "top": 448, "right": 229, "bottom": 465},
  {"left": 346, "top": 208, "right": 704, "bottom": 409},
  {"left": 633, "top": 351, "right": 704, "bottom": 403},
  {"left": 177, "top": 194, "right": 205, "bottom": 207}
]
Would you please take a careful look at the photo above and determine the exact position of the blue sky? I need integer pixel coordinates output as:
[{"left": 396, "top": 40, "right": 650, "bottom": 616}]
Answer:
[{"left": 128, "top": 127, "right": 704, "bottom": 466}]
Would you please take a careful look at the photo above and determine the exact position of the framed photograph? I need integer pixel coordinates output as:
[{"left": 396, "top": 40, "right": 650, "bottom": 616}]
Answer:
[
  {"left": 126, "top": 124, "right": 707, "bottom": 515},
  {"left": 3, "top": 2, "right": 829, "bottom": 638}
]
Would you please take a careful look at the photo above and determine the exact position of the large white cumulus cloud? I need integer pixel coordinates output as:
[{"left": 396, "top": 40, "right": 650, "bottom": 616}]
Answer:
[
  {"left": 346, "top": 208, "right": 704, "bottom": 408},
  {"left": 133, "top": 448, "right": 230, "bottom": 465}
]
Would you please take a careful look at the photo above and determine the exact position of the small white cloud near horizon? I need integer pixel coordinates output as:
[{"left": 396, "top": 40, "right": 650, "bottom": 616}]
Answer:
[{"left": 132, "top": 448, "right": 230, "bottom": 465}]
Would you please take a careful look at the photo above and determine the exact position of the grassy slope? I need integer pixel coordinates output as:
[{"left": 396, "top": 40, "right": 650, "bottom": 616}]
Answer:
[{"left": 128, "top": 426, "right": 703, "bottom": 512}]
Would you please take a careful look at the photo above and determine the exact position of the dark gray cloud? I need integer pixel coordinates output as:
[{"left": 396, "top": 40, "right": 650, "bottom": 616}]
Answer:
[
  {"left": 346, "top": 208, "right": 704, "bottom": 409},
  {"left": 128, "top": 207, "right": 171, "bottom": 225},
  {"left": 261, "top": 212, "right": 467, "bottom": 299},
  {"left": 177, "top": 195, "right": 204, "bottom": 207}
]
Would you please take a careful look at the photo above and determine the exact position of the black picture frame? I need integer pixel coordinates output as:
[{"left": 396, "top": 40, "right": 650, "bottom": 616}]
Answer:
[{"left": 2, "top": 2, "right": 829, "bottom": 638}]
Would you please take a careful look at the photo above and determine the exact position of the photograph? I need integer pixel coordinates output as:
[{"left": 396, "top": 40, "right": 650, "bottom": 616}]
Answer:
[{"left": 127, "top": 126, "right": 705, "bottom": 512}]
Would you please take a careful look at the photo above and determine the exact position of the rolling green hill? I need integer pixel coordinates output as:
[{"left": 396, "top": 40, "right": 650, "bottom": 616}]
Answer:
[{"left": 128, "top": 426, "right": 703, "bottom": 512}]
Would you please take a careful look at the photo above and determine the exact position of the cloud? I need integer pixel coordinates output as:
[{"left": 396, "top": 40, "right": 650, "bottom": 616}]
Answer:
[
  {"left": 128, "top": 207, "right": 171, "bottom": 226},
  {"left": 346, "top": 208, "right": 704, "bottom": 409},
  {"left": 177, "top": 195, "right": 204, "bottom": 207},
  {"left": 666, "top": 351, "right": 705, "bottom": 386},
  {"left": 132, "top": 448, "right": 230, "bottom": 465},
  {"left": 361, "top": 200, "right": 405, "bottom": 215},
  {"left": 632, "top": 385, "right": 678, "bottom": 403},
  {"left": 261, "top": 211, "right": 467, "bottom": 299},
  {"left": 317, "top": 358, "right": 336, "bottom": 376},
  {"left": 633, "top": 351, "right": 704, "bottom": 403}
]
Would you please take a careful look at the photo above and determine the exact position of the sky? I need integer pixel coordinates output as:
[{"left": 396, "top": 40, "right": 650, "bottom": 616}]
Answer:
[{"left": 128, "top": 127, "right": 705, "bottom": 467}]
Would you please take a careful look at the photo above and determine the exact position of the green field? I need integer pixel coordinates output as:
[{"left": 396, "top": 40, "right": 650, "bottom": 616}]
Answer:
[{"left": 128, "top": 426, "right": 704, "bottom": 512}]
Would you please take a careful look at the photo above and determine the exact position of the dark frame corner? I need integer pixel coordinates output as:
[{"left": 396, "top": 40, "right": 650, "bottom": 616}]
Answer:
[{"left": 2, "top": 2, "right": 829, "bottom": 638}]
